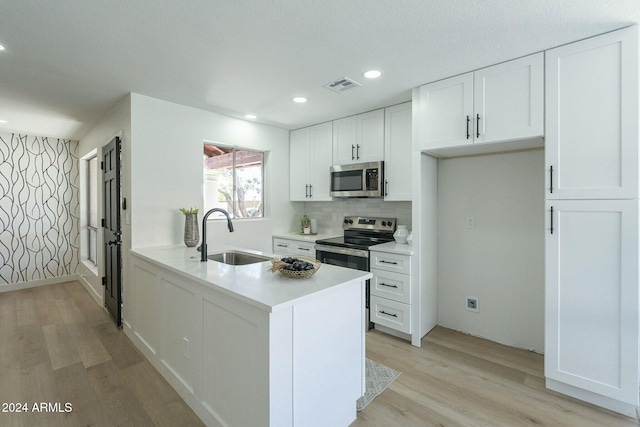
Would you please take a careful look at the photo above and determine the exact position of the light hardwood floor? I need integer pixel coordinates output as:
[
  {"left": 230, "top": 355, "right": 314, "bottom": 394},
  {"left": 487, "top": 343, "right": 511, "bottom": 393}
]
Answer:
[
  {"left": 354, "top": 328, "right": 640, "bottom": 426},
  {"left": 2, "top": 281, "right": 638, "bottom": 427},
  {"left": 0, "top": 281, "right": 204, "bottom": 427}
]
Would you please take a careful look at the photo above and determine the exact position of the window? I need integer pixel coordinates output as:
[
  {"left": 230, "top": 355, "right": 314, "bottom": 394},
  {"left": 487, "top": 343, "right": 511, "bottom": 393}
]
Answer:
[
  {"left": 87, "top": 155, "right": 98, "bottom": 265},
  {"left": 203, "top": 144, "right": 264, "bottom": 218}
]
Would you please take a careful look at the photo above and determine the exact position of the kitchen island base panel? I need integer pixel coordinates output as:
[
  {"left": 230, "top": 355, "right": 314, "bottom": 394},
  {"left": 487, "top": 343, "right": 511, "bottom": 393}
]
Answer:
[{"left": 127, "top": 252, "right": 366, "bottom": 427}]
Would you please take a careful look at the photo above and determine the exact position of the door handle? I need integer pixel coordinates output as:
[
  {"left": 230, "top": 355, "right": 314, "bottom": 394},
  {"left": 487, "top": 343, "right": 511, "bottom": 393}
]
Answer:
[
  {"left": 107, "top": 240, "right": 121, "bottom": 246},
  {"left": 549, "top": 165, "right": 553, "bottom": 194},
  {"left": 309, "top": 184, "right": 313, "bottom": 198},
  {"left": 305, "top": 184, "right": 309, "bottom": 198},
  {"left": 550, "top": 206, "right": 554, "bottom": 235},
  {"left": 351, "top": 144, "right": 355, "bottom": 160},
  {"left": 476, "top": 114, "right": 480, "bottom": 138},
  {"left": 356, "top": 144, "right": 360, "bottom": 160}
]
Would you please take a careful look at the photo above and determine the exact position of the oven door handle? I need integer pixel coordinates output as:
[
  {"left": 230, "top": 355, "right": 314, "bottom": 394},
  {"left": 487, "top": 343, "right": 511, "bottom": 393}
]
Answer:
[{"left": 315, "top": 244, "right": 370, "bottom": 259}]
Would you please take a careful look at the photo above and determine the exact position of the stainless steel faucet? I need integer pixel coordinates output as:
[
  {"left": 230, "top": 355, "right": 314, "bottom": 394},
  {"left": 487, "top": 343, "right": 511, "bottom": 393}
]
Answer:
[{"left": 200, "top": 208, "right": 234, "bottom": 262}]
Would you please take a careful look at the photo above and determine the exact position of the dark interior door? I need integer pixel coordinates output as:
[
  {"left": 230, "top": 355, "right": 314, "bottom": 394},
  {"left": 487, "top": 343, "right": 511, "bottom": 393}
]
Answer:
[{"left": 102, "top": 136, "right": 122, "bottom": 326}]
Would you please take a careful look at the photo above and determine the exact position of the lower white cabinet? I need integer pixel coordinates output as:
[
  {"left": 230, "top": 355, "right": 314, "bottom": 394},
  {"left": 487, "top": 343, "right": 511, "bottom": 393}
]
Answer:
[
  {"left": 127, "top": 252, "right": 366, "bottom": 427},
  {"left": 370, "top": 250, "right": 412, "bottom": 335},
  {"left": 273, "top": 237, "right": 316, "bottom": 257},
  {"left": 545, "top": 199, "right": 639, "bottom": 415}
]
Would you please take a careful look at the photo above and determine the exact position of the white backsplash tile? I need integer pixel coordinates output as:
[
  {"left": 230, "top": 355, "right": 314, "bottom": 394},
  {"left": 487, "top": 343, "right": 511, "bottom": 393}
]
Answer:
[{"left": 296, "top": 200, "right": 412, "bottom": 234}]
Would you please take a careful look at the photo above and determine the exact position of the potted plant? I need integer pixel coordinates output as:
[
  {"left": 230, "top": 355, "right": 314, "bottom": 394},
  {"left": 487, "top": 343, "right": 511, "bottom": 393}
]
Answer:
[
  {"left": 301, "top": 214, "right": 311, "bottom": 234},
  {"left": 180, "top": 207, "right": 200, "bottom": 247}
]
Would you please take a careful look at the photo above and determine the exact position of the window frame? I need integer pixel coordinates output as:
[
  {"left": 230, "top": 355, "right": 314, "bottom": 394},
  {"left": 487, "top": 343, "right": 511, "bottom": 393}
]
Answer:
[{"left": 203, "top": 143, "right": 265, "bottom": 220}]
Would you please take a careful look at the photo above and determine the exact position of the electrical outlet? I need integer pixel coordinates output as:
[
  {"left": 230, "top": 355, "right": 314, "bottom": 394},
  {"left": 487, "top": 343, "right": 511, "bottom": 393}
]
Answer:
[
  {"left": 466, "top": 217, "right": 475, "bottom": 229},
  {"left": 466, "top": 296, "right": 479, "bottom": 312}
]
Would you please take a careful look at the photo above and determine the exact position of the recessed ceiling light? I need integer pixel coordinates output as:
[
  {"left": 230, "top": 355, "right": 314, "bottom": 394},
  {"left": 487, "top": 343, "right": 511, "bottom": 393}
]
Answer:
[
  {"left": 0, "top": 45, "right": 5, "bottom": 51},
  {"left": 363, "top": 70, "right": 382, "bottom": 79},
  {"left": 0, "top": 119, "right": 7, "bottom": 124},
  {"left": 292, "top": 97, "right": 307, "bottom": 103},
  {"left": 244, "top": 114, "right": 257, "bottom": 119}
]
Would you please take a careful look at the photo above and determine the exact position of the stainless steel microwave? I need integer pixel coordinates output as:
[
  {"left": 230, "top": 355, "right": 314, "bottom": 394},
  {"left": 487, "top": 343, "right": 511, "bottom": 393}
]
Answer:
[{"left": 330, "top": 161, "right": 384, "bottom": 198}]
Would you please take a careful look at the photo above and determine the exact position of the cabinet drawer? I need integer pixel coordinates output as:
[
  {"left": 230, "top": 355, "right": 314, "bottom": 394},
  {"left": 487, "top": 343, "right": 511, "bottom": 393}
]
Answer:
[
  {"left": 370, "top": 269, "right": 410, "bottom": 304},
  {"left": 370, "top": 252, "right": 411, "bottom": 274},
  {"left": 293, "top": 241, "right": 315, "bottom": 257},
  {"left": 370, "top": 296, "right": 411, "bottom": 334},
  {"left": 273, "top": 238, "right": 292, "bottom": 255}
]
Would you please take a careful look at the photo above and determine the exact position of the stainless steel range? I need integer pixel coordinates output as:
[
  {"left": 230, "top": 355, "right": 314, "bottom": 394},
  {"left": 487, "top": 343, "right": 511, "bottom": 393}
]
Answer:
[{"left": 315, "top": 216, "right": 397, "bottom": 330}]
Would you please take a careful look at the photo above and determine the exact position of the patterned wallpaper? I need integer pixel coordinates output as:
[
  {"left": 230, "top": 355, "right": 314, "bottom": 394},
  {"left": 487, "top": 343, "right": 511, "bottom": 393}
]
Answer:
[{"left": 0, "top": 133, "right": 79, "bottom": 285}]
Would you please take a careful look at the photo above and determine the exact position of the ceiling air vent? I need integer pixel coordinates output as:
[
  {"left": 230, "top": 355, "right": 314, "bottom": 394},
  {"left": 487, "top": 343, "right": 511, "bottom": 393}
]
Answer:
[{"left": 323, "top": 77, "right": 362, "bottom": 93}]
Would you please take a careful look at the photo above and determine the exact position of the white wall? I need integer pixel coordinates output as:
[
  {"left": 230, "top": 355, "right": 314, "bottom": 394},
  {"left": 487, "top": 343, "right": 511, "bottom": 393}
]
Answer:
[
  {"left": 437, "top": 149, "right": 544, "bottom": 352},
  {"left": 129, "top": 93, "right": 293, "bottom": 252}
]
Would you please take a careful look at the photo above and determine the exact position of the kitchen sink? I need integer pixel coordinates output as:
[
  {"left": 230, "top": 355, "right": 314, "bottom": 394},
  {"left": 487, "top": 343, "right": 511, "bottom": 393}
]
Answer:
[{"left": 207, "top": 251, "right": 271, "bottom": 265}]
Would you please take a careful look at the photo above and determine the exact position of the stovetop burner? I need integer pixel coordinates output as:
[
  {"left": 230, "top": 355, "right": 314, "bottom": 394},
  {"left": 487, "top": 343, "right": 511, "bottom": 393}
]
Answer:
[{"left": 316, "top": 216, "right": 397, "bottom": 250}]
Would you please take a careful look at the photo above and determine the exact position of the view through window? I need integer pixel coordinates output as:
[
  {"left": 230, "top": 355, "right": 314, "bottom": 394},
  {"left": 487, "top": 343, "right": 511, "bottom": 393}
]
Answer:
[{"left": 203, "top": 144, "right": 264, "bottom": 218}]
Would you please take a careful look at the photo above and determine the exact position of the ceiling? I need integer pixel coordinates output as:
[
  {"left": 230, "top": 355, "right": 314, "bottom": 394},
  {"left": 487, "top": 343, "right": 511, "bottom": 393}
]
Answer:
[{"left": 1, "top": 1, "right": 639, "bottom": 141}]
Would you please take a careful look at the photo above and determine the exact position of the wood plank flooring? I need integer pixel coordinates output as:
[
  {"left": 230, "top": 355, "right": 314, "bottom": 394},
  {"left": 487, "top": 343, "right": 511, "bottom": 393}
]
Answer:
[
  {"left": 354, "top": 328, "right": 640, "bottom": 427},
  {"left": 0, "top": 281, "right": 204, "bottom": 427},
  {"left": 2, "top": 281, "right": 639, "bottom": 426}
]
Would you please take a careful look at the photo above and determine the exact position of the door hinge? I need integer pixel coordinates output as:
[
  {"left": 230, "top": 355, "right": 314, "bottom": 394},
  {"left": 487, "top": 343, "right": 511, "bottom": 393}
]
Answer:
[{"left": 102, "top": 276, "right": 106, "bottom": 287}]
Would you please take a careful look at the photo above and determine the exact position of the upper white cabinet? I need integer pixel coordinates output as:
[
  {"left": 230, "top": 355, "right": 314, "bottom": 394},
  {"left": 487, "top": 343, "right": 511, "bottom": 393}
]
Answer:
[
  {"left": 545, "top": 27, "right": 639, "bottom": 200},
  {"left": 419, "top": 53, "right": 544, "bottom": 154},
  {"left": 333, "top": 109, "right": 384, "bottom": 165},
  {"left": 384, "top": 102, "right": 412, "bottom": 201},
  {"left": 290, "top": 122, "right": 333, "bottom": 201}
]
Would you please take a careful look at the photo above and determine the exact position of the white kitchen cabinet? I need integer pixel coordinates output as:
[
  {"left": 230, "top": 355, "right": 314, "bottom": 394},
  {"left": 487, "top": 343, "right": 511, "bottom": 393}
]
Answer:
[
  {"left": 419, "top": 53, "right": 543, "bottom": 154},
  {"left": 273, "top": 236, "right": 316, "bottom": 257},
  {"left": 370, "top": 249, "right": 412, "bottom": 335},
  {"left": 545, "top": 200, "right": 639, "bottom": 412},
  {"left": 290, "top": 122, "right": 333, "bottom": 201},
  {"left": 544, "top": 26, "right": 640, "bottom": 417},
  {"left": 128, "top": 250, "right": 367, "bottom": 427},
  {"left": 332, "top": 109, "right": 384, "bottom": 165},
  {"left": 384, "top": 102, "right": 412, "bottom": 201},
  {"left": 545, "top": 27, "right": 638, "bottom": 200}
]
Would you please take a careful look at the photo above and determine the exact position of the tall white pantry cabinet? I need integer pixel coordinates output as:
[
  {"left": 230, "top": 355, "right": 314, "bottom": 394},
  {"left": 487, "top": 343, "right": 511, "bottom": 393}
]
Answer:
[{"left": 544, "top": 26, "right": 640, "bottom": 417}]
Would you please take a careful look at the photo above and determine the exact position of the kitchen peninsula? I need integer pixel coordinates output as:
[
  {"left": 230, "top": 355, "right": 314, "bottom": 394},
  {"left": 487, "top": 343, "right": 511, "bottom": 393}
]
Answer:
[{"left": 127, "top": 245, "right": 371, "bottom": 427}]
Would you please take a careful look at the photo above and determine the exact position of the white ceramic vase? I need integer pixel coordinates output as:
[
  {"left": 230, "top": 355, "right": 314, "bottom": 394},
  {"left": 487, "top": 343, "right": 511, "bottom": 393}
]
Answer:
[
  {"left": 406, "top": 231, "right": 413, "bottom": 246},
  {"left": 393, "top": 225, "right": 409, "bottom": 244}
]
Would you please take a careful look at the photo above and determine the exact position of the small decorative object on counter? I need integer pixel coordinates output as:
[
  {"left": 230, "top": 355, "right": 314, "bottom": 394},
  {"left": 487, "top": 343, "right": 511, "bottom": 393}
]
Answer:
[
  {"left": 406, "top": 231, "right": 413, "bottom": 246},
  {"left": 269, "top": 256, "right": 321, "bottom": 278},
  {"left": 301, "top": 214, "right": 311, "bottom": 234},
  {"left": 310, "top": 218, "right": 318, "bottom": 234},
  {"left": 180, "top": 207, "right": 200, "bottom": 247},
  {"left": 393, "top": 225, "right": 410, "bottom": 244}
]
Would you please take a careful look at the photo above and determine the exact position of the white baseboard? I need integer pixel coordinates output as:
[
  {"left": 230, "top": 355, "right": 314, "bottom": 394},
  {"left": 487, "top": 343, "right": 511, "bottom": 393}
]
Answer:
[
  {"left": 0, "top": 275, "right": 81, "bottom": 293},
  {"left": 546, "top": 378, "right": 639, "bottom": 418},
  {"left": 77, "top": 274, "right": 104, "bottom": 306}
]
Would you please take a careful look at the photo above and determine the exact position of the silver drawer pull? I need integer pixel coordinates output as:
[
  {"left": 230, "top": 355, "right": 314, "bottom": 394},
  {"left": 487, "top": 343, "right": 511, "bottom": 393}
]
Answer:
[
  {"left": 380, "top": 260, "right": 398, "bottom": 265},
  {"left": 299, "top": 247, "right": 309, "bottom": 251},
  {"left": 277, "top": 244, "right": 288, "bottom": 247},
  {"left": 379, "top": 310, "right": 398, "bottom": 318},
  {"left": 379, "top": 282, "right": 398, "bottom": 288}
]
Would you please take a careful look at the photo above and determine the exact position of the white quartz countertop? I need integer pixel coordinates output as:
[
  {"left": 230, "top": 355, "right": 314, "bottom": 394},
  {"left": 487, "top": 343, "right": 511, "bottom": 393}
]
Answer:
[
  {"left": 130, "top": 244, "right": 371, "bottom": 312},
  {"left": 272, "top": 231, "right": 342, "bottom": 242},
  {"left": 370, "top": 241, "right": 414, "bottom": 255}
]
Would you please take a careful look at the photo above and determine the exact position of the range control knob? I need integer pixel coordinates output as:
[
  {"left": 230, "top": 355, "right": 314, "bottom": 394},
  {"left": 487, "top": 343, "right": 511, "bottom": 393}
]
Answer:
[
  {"left": 344, "top": 219, "right": 349, "bottom": 224},
  {"left": 387, "top": 221, "right": 393, "bottom": 227},
  {"left": 348, "top": 219, "right": 353, "bottom": 224},
  {"left": 381, "top": 221, "right": 387, "bottom": 226}
]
